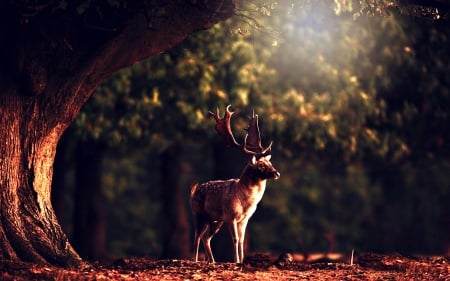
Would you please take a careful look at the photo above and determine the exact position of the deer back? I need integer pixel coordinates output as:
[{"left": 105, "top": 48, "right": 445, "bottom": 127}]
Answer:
[{"left": 190, "top": 179, "right": 237, "bottom": 220}]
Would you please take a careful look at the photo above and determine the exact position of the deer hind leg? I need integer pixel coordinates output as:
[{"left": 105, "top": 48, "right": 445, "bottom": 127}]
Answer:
[
  {"left": 202, "top": 221, "right": 223, "bottom": 263},
  {"left": 193, "top": 222, "right": 209, "bottom": 262}
]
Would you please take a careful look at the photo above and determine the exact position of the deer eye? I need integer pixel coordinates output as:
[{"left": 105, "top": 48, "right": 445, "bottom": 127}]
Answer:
[{"left": 258, "top": 163, "right": 266, "bottom": 171}]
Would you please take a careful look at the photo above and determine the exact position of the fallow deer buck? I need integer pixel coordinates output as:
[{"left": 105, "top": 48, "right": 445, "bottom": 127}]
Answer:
[{"left": 190, "top": 105, "right": 280, "bottom": 263}]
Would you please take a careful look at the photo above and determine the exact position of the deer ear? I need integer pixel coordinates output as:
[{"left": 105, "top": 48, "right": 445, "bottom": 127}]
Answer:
[
  {"left": 251, "top": 155, "right": 257, "bottom": 164},
  {"left": 265, "top": 155, "right": 272, "bottom": 161}
]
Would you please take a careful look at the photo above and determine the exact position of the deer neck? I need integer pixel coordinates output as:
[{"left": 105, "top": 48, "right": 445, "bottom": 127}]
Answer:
[
  {"left": 235, "top": 167, "right": 267, "bottom": 210},
  {"left": 238, "top": 165, "right": 267, "bottom": 190}
]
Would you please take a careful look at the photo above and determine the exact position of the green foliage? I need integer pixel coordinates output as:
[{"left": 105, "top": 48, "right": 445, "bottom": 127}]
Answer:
[
  {"left": 72, "top": 14, "right": 278, "bottom": 149},
  {"left": 102, "top": 148, "right": 162, "bottom": 256},
  {"left": 73, "top": 65, "right": 161, "bottom": 147},
  {"left": 253, "top": 163, "right": 381, "bottom": 252},
  {"left": 66, "top": 1, "right": 450, "bottom": 257},
  {"left": 333, "top": 0, "right": 446, "bottom": 19}
]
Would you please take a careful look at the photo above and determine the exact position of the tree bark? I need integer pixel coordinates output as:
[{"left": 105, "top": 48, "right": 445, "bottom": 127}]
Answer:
[
  {"left": 0, "top": 96, "right": 83, "bottom": 267},
  {"left": 0, "top": 0, "right": 234, "bottom": 267},
  {"left": 72, "top": 140, "right": 107, "bottom": 261},
  {"left": 160, "top": 145, "right": 190, "bottom": 259}
]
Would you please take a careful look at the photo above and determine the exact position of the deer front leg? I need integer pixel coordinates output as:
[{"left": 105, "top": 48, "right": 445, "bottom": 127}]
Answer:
[
  {"left": 237, "top": 219, "right": 249, "bottom": 263},
  {"left": 229, "top": 220, "right": 240, "bottom": 263}
]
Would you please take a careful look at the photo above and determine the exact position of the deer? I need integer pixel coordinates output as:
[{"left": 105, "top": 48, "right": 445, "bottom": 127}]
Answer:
[{"left": 190, "top": 105, "right": 280, "bottom": 263}]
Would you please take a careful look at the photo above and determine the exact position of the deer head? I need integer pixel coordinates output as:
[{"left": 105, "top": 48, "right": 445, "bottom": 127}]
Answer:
[{"left": 208, "top": 105, "right": 273, "bottom": 157}]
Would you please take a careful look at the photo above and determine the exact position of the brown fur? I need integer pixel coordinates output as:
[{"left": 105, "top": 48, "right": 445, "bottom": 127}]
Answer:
[{"left": 190, "top": 155, "right": 280, "bottom": 263}]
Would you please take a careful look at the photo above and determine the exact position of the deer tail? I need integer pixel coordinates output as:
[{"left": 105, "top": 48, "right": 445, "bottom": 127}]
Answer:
[{"left": 190, "top": 182, "right": 199, "bottom": 198}]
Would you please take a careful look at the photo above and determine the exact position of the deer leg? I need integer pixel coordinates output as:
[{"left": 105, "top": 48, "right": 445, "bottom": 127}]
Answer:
[
  {"left": 237, "top": 219, "right": 249, "bottom": 263},
  {"left": 201, "top": 236, "right": 214, "bottom": 262},
  {"left": 194, "top": 223, "right": 209, "bottom": 262},
  {"left": 228, "top": 220, "right": 240, "bottom": 263},
  {"left": 202, "top": 221, "right": 223, "bottom": 263}
]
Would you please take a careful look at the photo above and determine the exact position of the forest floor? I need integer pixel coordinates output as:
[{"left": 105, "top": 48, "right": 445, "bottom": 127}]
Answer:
[{"left": 1, "top": 252, "right": 449, "bottom": 280}]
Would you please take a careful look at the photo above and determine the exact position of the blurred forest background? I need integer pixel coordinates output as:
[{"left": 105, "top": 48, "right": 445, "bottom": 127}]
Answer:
[{"left": 50, "top": 2, "right": 450, "bottom": 261}]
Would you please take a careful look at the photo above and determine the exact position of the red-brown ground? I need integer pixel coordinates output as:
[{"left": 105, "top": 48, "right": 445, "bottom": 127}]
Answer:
[{"left": 1, "top": 253, "right": 449, "bottom": 280}]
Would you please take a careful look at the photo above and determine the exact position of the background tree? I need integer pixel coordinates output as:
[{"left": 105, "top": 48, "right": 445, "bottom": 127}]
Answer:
[
  {"left": 250, "top": 4, "right": 449, "bottom": 255},
  {"left": 361, "top": 15, "right": 450, "bottom": 253},
  {"left": 253, "top": 4, "right": 450, "bottom": 254}
]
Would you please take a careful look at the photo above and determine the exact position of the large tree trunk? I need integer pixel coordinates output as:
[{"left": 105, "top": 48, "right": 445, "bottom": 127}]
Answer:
[
  {"left": 160, "top": 145, "right": 190, "bottom": 259},
  {"left": 0, "top": 96, "right": 83, "bottom": 267},
  {"left": 0, "top": 0, "right": 234, "bottom": 267}
]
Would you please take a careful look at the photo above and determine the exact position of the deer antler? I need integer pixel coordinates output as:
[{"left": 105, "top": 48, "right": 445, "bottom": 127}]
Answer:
[
  {"left": 245, "top": 109, "right": 273, "bottom": 155},
  {"left": 209, "top": 105, "right": 240, "bottom": 148},
  {"left": 208, "top": 105, "right": 272, "bottom": 156}
]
